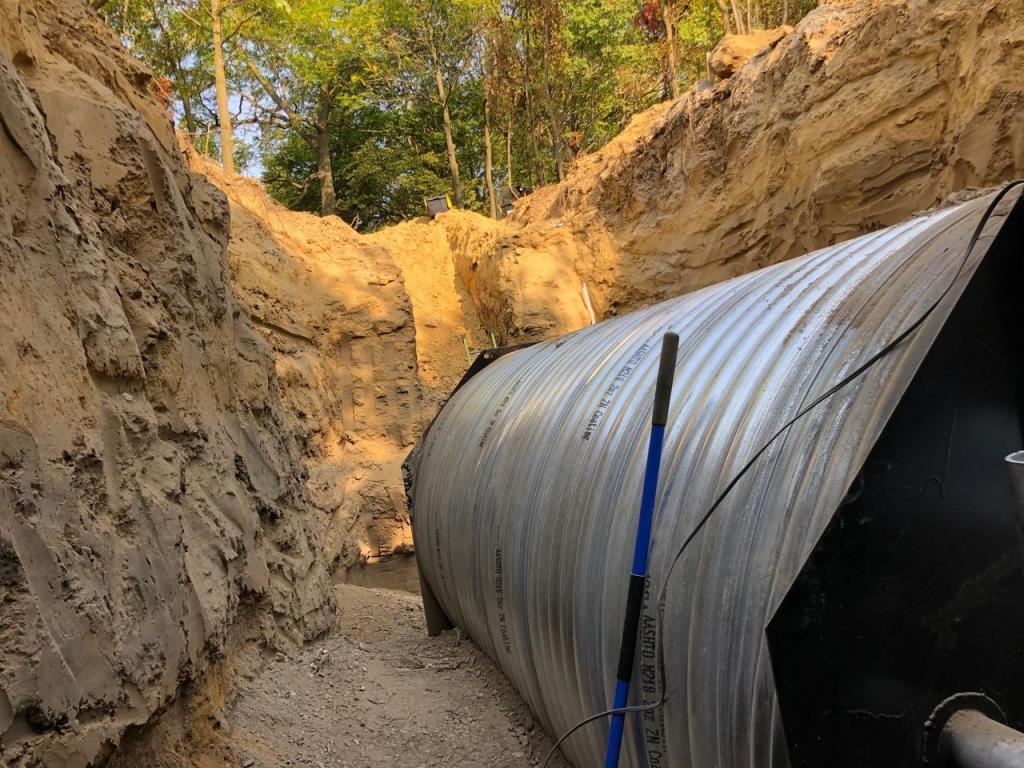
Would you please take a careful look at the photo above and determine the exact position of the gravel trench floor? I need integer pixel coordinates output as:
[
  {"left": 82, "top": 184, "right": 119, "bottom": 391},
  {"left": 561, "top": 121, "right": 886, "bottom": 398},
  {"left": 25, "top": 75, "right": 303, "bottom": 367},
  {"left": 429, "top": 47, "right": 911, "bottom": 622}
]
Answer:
[{"left": 222, "top": 584, "right": 572, "bottom": 768}]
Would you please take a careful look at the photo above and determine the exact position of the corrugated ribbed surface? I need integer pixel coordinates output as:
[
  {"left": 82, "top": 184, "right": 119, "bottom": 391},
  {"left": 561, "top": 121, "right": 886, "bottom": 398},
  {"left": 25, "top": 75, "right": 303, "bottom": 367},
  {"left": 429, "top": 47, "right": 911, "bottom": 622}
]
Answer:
[{"left": 411, "top": 192, "right": 1018, "bottom": 767}]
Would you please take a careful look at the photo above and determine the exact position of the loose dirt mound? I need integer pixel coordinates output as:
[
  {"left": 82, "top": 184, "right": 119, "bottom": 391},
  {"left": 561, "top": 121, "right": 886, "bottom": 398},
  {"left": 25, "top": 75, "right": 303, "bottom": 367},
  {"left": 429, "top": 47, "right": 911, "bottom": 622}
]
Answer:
[
  {"left": 708, "top": 26, "right": 792, "bottom": 79},
  {"left": 461, "top": 0, "right": 1024, "bottom": 340}
]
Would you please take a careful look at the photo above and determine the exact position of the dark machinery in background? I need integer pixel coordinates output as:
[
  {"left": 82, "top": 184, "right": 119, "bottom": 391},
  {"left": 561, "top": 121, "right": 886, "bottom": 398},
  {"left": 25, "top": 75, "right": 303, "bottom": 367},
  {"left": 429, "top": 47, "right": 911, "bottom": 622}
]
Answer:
[{"left": 408, "top": 187, "right": 1024, "bottom": 768}]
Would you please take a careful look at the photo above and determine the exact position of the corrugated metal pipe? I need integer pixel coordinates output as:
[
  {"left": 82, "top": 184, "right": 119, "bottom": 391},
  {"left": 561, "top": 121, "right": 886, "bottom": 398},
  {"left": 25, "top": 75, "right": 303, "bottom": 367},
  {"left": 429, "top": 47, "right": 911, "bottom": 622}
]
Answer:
[{"left": 408, "top": 185, "right": 1024, "bottom": 768}]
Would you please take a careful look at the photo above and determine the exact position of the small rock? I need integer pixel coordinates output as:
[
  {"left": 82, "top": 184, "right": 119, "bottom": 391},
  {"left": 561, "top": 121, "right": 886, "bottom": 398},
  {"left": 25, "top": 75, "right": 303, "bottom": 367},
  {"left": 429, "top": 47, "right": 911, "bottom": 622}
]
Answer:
[{"left": 708, "top": 26, "right": 792, "bottom": 79}]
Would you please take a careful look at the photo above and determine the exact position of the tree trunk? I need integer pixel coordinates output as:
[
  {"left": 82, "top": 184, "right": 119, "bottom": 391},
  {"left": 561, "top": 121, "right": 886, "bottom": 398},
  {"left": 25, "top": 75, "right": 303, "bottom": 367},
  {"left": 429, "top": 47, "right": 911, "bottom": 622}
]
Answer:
[
  {"left": 730, "top": 0, "right": 746, "bottom": 33},
  {"left": 524, "top": 83, "right": 545, "bottom": 185},
  {"left": 505, "top": 119, "right": 514, "bottom": 192},
  {"left": 315, "top": 87, "right": 337, "bottom": 217},
  {"left": 782, "top": 0, "right": 789, "bottom": 25},
  {"left": 483, "top": 90, "right": 498, "bottom": 219},
  {"left": 716, "top": 0, "right": 732, "bottom": 34},
  {"left": 210, "top": 0, "right": 234, "bottom": 174},
  {"left": 521, "top": 13, "right": 545, "bottom": 186},
  {"left": 431, "top": 51, "right": 464, "bottom": 209},
  {"left": 179, "top": 89, "right": 197, "bottom": 135},
  {"left": 662, "top": 0, "right": 680, "bottom": 100},
  {"left": 166, "top": 57, "right": 198, "bottom": 134},
  {"left": 540, "top": 19, "right": 566, "bottom": 181}
]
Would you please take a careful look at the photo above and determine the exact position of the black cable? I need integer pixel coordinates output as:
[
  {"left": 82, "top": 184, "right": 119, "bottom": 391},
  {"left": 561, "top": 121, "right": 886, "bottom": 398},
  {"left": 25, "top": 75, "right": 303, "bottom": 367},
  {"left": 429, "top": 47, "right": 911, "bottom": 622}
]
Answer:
[
  {"left": 540, "top": 696, "right": 669, "bottom": 768},
  {"left": 543, "top": 180, "right": 1022, "bottom": 766},
  {"left": 652, "top": 179, "right": 1023, "bottom": 628}
]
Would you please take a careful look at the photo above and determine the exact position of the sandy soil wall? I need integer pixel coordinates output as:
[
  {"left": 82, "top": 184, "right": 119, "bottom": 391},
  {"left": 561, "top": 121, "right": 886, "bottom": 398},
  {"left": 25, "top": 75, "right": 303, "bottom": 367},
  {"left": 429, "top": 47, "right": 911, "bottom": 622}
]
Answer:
[
  {"left": 0, "top": 3, "right": 333, "bottom": 764},
  {"left": 190, "top": 153, "right": 425, "bottom": 572}
]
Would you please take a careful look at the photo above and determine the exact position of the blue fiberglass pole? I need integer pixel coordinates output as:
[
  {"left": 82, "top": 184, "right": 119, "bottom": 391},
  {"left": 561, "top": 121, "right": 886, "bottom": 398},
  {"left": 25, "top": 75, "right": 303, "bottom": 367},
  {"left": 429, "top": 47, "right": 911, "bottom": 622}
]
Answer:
[{"left": 604, "top": 331, "right": 679, "bottom": 768}]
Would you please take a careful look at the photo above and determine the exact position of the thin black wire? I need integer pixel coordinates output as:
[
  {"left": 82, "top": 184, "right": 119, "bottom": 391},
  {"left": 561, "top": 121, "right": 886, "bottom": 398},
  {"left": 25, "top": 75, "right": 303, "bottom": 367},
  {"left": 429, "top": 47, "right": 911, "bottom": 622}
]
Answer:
[
  {"left": 541, "top": 696, "right": 669, "bottom": 768},
  {"left": 542, "top": 180, "right": 1022, "bottom": 767},
  {"left": 653, "top": 180, "right": 1022, "bottom": 628}
]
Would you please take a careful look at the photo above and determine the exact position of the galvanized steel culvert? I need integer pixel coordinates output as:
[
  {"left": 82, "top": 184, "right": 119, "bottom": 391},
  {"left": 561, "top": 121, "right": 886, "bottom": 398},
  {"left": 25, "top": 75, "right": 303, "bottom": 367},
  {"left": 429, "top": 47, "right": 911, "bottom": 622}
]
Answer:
[{"left": 408, "top": 189, "right": 1024, "bottom": 768}]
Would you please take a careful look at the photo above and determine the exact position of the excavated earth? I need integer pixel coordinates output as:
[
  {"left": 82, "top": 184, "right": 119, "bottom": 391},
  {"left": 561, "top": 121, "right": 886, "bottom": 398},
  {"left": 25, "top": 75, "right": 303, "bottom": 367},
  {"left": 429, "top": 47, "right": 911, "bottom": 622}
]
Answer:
[
  {"left": 0, "top": 1, "right": 335, "bottom": 765},
  {"left": 0, "top": 0, "right": 1022, "bottom": 766}
]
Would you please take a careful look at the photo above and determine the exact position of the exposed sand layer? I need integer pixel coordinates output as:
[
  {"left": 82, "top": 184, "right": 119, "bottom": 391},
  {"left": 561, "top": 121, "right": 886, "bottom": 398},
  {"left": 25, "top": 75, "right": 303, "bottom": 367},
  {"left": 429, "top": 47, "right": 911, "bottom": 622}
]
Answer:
[
  {"left": 367, "top": 219, "right": 490, "bottom": 399},
  {"left": 0, "top": 2, "right": 333, "bottom": 765},
  {"left": 189, "top": 153, "right": 424, "bottom": 573}
]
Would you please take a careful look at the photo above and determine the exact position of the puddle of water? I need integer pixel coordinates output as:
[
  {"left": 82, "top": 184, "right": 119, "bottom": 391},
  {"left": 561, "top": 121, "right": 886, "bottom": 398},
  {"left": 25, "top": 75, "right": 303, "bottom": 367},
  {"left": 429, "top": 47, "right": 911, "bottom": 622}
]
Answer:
[{"left": 336, "top": 553, "right": 421, "bottom": 593}]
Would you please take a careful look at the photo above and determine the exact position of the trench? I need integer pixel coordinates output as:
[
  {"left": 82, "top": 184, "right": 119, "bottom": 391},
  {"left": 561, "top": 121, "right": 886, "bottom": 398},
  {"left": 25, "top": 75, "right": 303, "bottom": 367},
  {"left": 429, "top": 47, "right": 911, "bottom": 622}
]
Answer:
[{"left": 112, "top": 576, "right": 569, "bottom": 768}]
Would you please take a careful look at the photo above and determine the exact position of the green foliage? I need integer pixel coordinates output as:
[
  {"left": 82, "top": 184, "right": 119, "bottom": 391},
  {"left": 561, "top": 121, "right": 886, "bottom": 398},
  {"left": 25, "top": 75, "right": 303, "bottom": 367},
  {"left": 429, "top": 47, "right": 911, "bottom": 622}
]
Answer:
[
  {"left": 262, "top": 94, "right": 458, "bottom": 229},
  {"left": 560, "top": 0, "right": 662, "bottom": 151},
  {"left": 105, "top": 0, "right": 213, "bottom": 133},
  {"left": 105, "top": 0, "right": 821, "bottom": 228},
  {"left": 674, "top": 0, "right": 726, "bottom": 85}
]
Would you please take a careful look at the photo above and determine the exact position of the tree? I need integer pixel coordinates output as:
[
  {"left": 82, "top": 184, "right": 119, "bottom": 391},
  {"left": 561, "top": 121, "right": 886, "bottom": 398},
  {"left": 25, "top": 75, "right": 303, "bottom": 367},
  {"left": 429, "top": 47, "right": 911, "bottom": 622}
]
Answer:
[
  {"left": 211, "top": 0, "right": 234, "bottom": 171},
  {"left": 637, "top": 0, "right": 722, "bottom": 93},
  {"left": 102, "top": 0, "right": 266, "bottom": 170},
  {"left": 102, "top": 0, "right": 213, "bottom": 136},
  {"left": 713, "top": 0, "right": 818, "bottom": 34},
  {"left": 377, "top": 0, "right": 478, "bottom": 209},
  {"left": 237, "top": 0, "right": 370, "bottom": 216},
  {"left": 105, "top": 0, "right": 822, "bottom": 227},
  {"left": 537, "top": 2, "right": 569, "bottom": 179},
  {"left": 477, "top": 0, "right": 504, "bottom": 218},
  {"left": 481, "top": 60, "right": 499, "bottom": 218},
  {"left": 558, "top": 0, "right": 660, "bottom": 149},
  {"left": 260, "top": 50, "right": 463, "bottom": 229},
  {"left": 662, "top": 0, "right": 680, "bottom": 99}
]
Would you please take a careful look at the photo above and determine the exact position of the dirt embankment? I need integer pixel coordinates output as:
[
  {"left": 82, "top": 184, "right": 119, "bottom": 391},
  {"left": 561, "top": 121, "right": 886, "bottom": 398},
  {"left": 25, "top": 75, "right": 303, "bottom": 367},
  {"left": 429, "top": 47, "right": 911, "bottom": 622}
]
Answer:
[
  {"left": 366, "top": 217, "right": 490, "bottom": 399},
  {"left": 452, "top": 0, "right": 1024, "bottom": 340},
  {"left": 189, "top": 154, "right": 428, "bottom": 575},
  {"left": 0, "top": 2, "right": 333, "bottom": 765}
]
